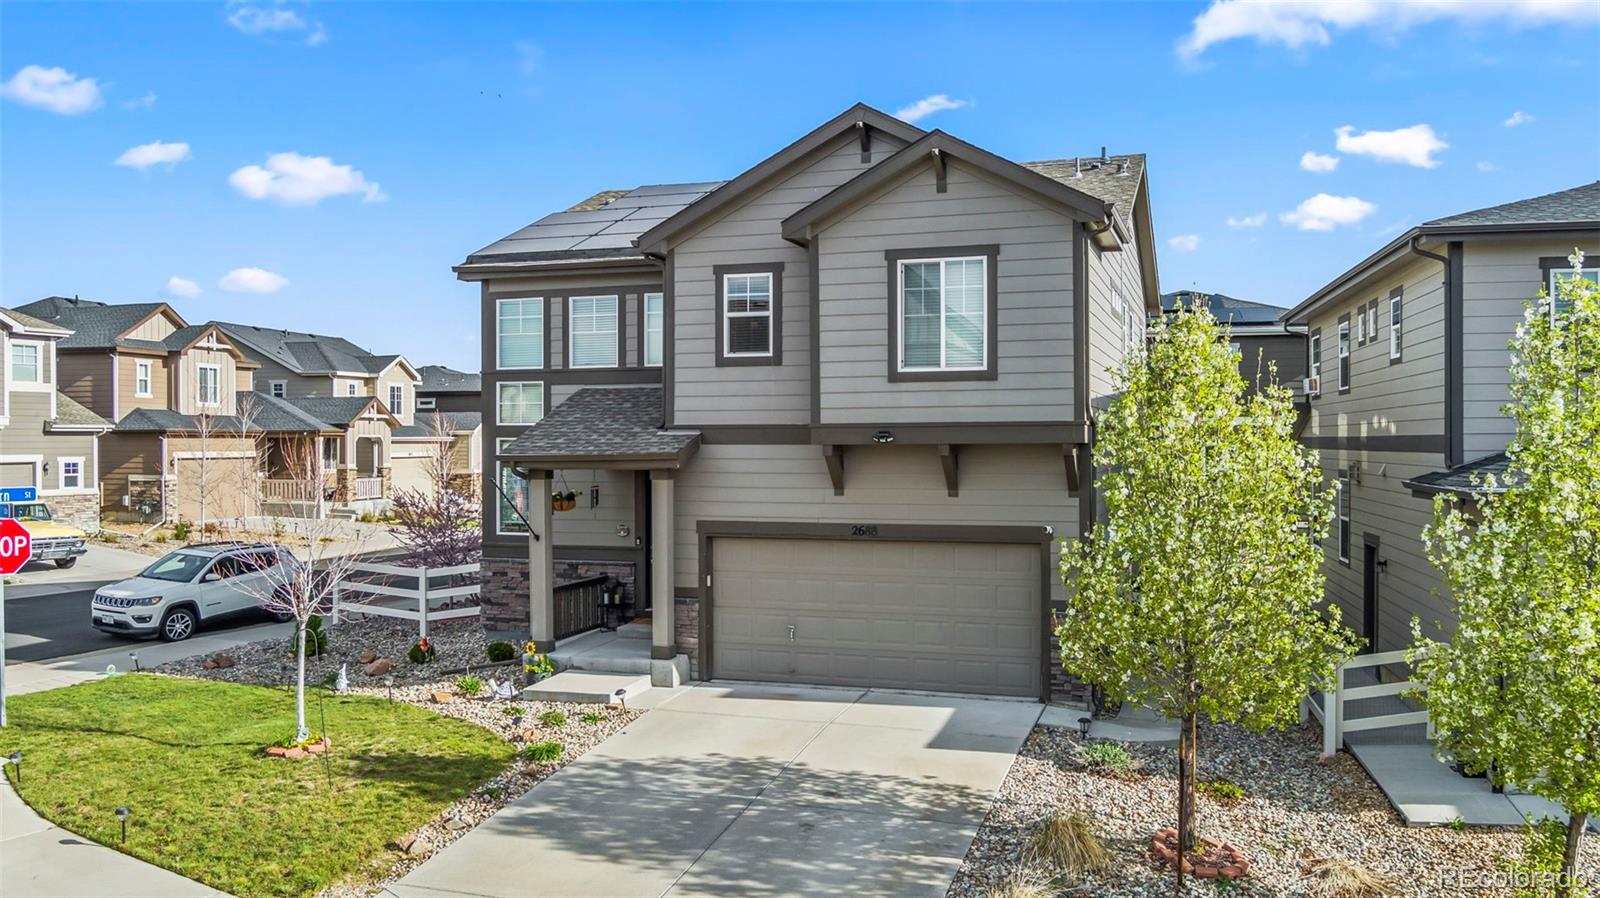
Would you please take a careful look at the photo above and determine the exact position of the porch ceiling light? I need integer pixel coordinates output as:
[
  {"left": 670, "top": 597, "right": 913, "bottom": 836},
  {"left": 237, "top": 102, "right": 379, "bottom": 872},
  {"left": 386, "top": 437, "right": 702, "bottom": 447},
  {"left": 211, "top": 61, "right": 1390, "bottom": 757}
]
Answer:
[{"left": 871, "top": 430, "right": 895, "bottom": 444}]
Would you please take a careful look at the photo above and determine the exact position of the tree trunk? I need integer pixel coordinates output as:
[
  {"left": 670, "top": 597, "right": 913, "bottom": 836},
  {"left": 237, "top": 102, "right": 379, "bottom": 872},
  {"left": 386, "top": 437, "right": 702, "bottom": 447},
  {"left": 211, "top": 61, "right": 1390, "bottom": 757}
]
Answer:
[
  {"left": 1558, "top": 812, "right": 1588, "bottom": 898},
  {"left": 1175, "top": 711, "right": 1198, "bottom": 892},
  {"left": 294, "top": 624, "right": 309, "bottom": 743}
]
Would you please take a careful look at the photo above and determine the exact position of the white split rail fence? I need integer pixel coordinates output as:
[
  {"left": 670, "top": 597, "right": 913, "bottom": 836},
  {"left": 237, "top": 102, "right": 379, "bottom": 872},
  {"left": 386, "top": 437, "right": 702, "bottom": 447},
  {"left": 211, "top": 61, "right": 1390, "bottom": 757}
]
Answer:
[
  {"left": 330, "top": 560, "right": 480, "bottom": 639},
  {"left": 1305, "top": 649, "right": 1433, "bottom": 755}
]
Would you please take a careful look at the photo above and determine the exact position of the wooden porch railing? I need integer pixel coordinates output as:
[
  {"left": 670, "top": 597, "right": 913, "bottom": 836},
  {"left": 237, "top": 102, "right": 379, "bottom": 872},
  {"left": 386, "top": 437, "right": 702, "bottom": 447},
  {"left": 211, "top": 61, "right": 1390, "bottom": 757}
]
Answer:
[
  {"left": 1305, "top": 649, "right": 1431, "bottom": 755},
  {"left": 353, "top": 477, "right": 383, "bottom": 500},
  {"left": 262, "top": 479, "right": 318, "bottom": 502},
  {"left": 554, "top": 574, "right": 608, "bottom": 641}
]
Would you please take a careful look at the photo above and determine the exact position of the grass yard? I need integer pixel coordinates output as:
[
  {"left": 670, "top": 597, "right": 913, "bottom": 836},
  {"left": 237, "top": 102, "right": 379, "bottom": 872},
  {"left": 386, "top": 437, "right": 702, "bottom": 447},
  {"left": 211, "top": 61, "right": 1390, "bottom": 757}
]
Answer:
[{"left": 1, "top": 674, "right": 516, "bottom": 898}]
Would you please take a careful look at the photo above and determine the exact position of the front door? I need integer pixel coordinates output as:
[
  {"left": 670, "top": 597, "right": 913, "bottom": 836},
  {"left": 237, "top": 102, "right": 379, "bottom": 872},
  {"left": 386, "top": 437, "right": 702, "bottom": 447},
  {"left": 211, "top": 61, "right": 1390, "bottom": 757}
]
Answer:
[{"left": 1361, "top": 539, "right": 1380, "bottom": 653}]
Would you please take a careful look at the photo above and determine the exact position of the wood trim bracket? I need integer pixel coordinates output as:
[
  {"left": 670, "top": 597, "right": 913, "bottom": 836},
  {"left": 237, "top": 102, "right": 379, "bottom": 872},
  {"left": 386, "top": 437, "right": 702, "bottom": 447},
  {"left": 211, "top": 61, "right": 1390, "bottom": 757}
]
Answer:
[
  {"left": 823, "top": 444, "right": 845, "bottom": 496},
  {"left": 938, "top": 443, "right": 958, "bottom": 497},
  {"left": 1064, "top": 445, "right": 1080, "bottom": 494}
]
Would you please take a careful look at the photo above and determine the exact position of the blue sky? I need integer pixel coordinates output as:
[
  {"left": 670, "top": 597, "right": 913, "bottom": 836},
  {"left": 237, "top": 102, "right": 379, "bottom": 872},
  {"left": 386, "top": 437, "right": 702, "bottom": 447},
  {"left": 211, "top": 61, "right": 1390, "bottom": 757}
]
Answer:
[{"left": 4, "top": 1, "right": 1598, "bottom": 371}]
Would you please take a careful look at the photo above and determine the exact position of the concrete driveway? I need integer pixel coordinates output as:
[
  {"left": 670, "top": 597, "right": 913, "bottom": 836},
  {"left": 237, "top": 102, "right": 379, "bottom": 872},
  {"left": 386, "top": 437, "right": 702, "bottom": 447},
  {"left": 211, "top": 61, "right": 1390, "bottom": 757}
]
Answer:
[{"left": 386, "top": 682, "right": 1042, "bottom": 898}]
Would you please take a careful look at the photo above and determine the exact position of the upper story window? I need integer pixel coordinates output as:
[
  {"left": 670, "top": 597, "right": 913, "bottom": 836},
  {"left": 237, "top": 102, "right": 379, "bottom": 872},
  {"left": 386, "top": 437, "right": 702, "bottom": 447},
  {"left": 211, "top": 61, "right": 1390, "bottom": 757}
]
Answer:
[
  {"left": 724, "top": 274, "right": 773, "bottom": 357},
  {"left": 569, "top": 296, "right": 618, "bottom": 368},
  {"left": 1550, "top": 267, "right": 1598, "bottom": 321},
  {"left": 1308, "top": 330, "right": 1322, "bottom": 390},
  {"left": 346, "top": 382, "right": 358, "bottom": 396},
  {"left": 1336, "top": 473, "right": 1351, "bottom": 563},
  {"left": 1336, "top": 317, "right": 1351, "bottom": 393},
  {"left": 1354, "top": 307, "right": 1365, "bottom": 345},
  {"left": 388, "top": 384, "right": 406, "bottom": 417},
  {"left": 417, "top": 396, "right": 436, "bottom": 411},
  {"left": 11, "top": 342, "right": 40, "bottom": 383},
  {"left": 270, "top": 380, "right": 286, "bottom": 398},
  {"left": 135, "top": 360, "right": 152, "bottom": 397},
  {"left": 898, "top": 256, "right": 988, "bottom": 373},
  {"left": 1367, "top": 301, "right": 1379, "bottom": 343},
  {"left": 59, "top": 457, "right": 83, "bottom": 490},
  {"left": 196, "top": 364, "right": 221, "bottom": 406},
  {"left": 644, "top": 292, "right": 664, "bottom": 367},
  {"left": 1389, "top": 290, "right": 1404, "bottom": 362},
  {"left": 496, "top": 298, "right": 545, "bottom": 369},
  {"left": 497, "top": 381, "right": 544, "bottom": 425}
]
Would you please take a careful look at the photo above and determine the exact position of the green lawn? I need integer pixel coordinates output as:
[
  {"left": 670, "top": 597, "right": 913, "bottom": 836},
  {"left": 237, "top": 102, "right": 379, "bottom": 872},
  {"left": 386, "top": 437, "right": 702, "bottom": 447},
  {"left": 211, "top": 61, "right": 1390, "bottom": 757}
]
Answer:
[{"left": 1, "top": 674, "right": 516, "bottom": 898}]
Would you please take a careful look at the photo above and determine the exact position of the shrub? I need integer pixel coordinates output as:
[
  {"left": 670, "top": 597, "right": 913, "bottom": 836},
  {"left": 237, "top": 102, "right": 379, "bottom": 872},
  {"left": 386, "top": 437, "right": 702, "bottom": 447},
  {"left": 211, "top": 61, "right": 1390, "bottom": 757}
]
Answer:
[
  {"left": 172, "top": 520, "right": 192, "bottom": 541},
  {"left": 521, "top": 741, "right": 563, "bottom": 764},
  {"left": 152, "top": 532, "right": 167, "bottom": 543},
  {"left": 456, "top": 675, "right": 484, "bottom": 696},
  {"left": 502, "top": 705, "right": 525, "bottom": 717},
  {"left": 292, "top": 614, "right": 329, "bottom": 658},
  {"left": 1197, "top": 778, "right": 1246, "bottom": 803},
  {"left": 358, "top": 511, "right": 376, "bottom": 524},
  {"left": 201, "top": 522, "right": 220, "bottom": 535},
  {"left": 486, "top": 641, "right": 517, "bottom": 663},
  {"left": 407, "top": 638, "right": 437, "bottom": 664},
  {"left": 1026, "top": 811, "right": 1109, "bottom": 874},
  {"left": 581, "top": 712, "right": 607, "bottom": 725},
  {"left": 537, "top": 710, "right": 567, "bottom": 728},
  {"left": 1077, "top": 740, "right": 1141, "bottom": 778},
  {"left": 101, "top": 531, "right": 121, "bottom": 543},
  {"left": 1303, "top": 856, "right": 1399, "bottom": 898},
  {"left": 1502, "top": 816, "right": 1573, "bottom": 898},
  {"left": 985, "top": 877, "right": 1054, "bottom": 898}
]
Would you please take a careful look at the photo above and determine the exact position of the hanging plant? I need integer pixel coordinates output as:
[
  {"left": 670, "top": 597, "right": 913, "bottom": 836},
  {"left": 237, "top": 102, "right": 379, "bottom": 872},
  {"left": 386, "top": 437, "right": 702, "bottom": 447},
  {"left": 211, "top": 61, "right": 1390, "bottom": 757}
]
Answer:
[{"left": 551, "top": 490, "right": 578, "bottom": 512}]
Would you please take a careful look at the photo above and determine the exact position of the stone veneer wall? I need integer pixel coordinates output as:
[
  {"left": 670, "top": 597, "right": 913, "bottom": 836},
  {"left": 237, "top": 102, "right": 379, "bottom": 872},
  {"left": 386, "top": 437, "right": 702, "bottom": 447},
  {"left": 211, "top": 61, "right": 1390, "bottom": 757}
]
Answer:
[
  {"left": 675, "top": 597, "right": 700, "bottom": 679},
  {"left": 1048, "top": 607, "right": 1093, "bottom": 709},
  {"left": 46, "top": 493, "right": 100, "bottom": 532},
  {"left": 553, "top": 560, "right": 636, "bottom": 610},
  {"left": 479, "top": 555, "right": 530, "bottom": 638}
]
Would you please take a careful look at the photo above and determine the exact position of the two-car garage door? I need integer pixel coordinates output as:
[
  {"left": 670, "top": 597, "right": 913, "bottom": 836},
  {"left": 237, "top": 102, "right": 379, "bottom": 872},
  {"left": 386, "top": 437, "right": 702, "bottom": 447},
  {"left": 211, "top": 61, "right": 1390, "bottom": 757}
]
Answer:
[{"left": 711, "top": 538, "right": 1042, "bottom": 697}]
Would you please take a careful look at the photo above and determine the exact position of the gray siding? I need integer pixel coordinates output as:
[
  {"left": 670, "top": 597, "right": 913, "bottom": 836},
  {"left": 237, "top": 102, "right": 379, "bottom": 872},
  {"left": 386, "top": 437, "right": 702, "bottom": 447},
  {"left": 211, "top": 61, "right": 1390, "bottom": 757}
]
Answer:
[
  {"left": 671, "top": 132, "right": 909, "bottom": 426},
  {"left": 1084, "top": 216, "right": 1143, "bottom": 412},
  {"left": 1461, "top": 237, "right": 1600, "bottom": 459},
  {"left": 673, "top": 443, "right": 1077, "bottom": 603},
  {"left": 814, "top": 160, "right": 1076, "bottom": 423},
  {"left": 1235, "top": 333, "right": 1307, "bottom": 392},
  {"left": 550, "top": 468, "right": 636, "bottom": 548},
  {"left": 0, "top": 392, "right": 99, "bottom": 496}
]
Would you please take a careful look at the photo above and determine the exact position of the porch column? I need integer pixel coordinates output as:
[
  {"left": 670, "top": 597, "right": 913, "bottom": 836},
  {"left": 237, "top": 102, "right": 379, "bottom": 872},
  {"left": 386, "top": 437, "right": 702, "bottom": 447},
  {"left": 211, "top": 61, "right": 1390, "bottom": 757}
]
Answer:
[
  {"left": 527, "top": 468, "right": 555, "bottom": 651},
  {"left": 650, "top": 470, "right": 675, "bottom": 660}
]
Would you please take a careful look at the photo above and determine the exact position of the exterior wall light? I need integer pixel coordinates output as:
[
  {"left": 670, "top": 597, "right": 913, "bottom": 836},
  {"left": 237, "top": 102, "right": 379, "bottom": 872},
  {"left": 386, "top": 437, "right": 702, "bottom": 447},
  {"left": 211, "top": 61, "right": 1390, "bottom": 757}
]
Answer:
[{"left": 872, "top": 430, "right": 895, "bottom": 444}]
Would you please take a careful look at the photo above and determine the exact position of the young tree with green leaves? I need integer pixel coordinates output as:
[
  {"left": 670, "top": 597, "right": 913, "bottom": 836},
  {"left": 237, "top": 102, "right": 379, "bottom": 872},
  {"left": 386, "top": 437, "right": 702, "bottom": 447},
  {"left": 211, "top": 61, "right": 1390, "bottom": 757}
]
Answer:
[
  {"left": 1058, "top": 301, "right": 1357, "bottom": 872},
  {"left": 1413, "top": 254, "right": 1598, "bottom": 896}
]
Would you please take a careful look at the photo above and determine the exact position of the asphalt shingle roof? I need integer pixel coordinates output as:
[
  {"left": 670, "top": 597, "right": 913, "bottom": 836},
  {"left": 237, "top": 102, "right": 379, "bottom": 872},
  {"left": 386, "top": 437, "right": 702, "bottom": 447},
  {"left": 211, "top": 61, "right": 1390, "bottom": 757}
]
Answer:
[
  {"left": 499, "top": 386, "right": 699, "bottom": 464},
  {"left": 1, "top": 307, "right": 71, "bottom": 335},
  {"left": 1403, "top": 453, "right": 1515, "bottom": 498},
  {"left": 15, "top": 297, "right": 170, "bottom": 350},
  {"left": 115, "top": 408, "right": 249, "bottom": 434},
  {"left": 395, "top": 410, "right": 483, "bottom": 438},
  {"left": 1425, "top": 182, "right": 1600, "bottom": 228},
  {"left": 216, "top": 321, "right": 401, "bottom": 376},
  {"left": 1021, "top": 154, "right": 1146, "bottom": 232},
  {"left": 51, "top": 392, "right": 111, "bottom": 428},
  {"left": 418, "top": 365, "right": 481, "bottom": 393},
  {"left": 282, "top": 396, "right": 383, "bottom": 427},
  {"left": 1160, "top": 291, "right": 1288, "bottom": 325}
]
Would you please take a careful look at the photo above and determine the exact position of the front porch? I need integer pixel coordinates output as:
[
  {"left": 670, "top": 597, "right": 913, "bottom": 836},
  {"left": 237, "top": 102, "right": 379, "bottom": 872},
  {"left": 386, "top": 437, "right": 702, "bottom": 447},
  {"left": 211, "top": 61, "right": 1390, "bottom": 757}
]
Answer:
[{"left": 258, "top": 432, "right": 389, "bottom": 518}]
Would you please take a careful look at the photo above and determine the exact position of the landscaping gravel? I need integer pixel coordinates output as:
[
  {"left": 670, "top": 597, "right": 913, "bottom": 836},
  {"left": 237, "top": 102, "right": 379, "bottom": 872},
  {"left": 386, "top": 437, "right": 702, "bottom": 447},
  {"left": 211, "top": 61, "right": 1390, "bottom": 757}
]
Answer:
[{"left": 949, "top": 720, "right": 1598, "bottom": 898}]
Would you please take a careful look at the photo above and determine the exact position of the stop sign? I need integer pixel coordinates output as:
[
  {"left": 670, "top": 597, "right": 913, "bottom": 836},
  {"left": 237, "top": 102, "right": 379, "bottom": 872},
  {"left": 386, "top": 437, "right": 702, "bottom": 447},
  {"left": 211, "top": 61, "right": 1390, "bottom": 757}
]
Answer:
[{"left": 0, "top": 518, "right": 31, "bottom": 575}]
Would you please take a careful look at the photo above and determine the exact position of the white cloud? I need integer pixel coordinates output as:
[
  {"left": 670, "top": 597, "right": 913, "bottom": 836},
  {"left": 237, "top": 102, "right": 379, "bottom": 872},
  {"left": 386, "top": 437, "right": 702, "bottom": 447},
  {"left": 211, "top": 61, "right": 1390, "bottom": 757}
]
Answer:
[
  {"left": 1, "top": 65, "right": 103, "bottom": 115},
  {"left": 122, "top": 91, "right": 158, "bottom": 109},
  {"left": 165, "top": 276, "right": 203, "bottom": 298},
  {"left": 515, "top": 41, "right": 543, "bottom": 77},
  {"left": 229, "top": 152, "right": 385, "bottom": 206},
  {"left": 1168, "top": 234, "right": 1201, "bottom": 253},
  {"left": 219, "top": 267, "right": 288, "bottom": 294},
  {"left": 1299, "top": 151, "right": 1340, "bottom": 173},
  {"left": 227, "top": 2, "right": 327, "bottom": 46},
  {"left": 1503, "top": 110, "right": 1535, "bottom": 127},
  {"left": 1281, "top": 194, "right": 1377, "bottom": 231},
  {"left": 894, "top": 94, "right": 969, "bottom": 123},
  {"left": 115, "top": 141, "right": 192, "bottom": 171},
  {"left": 1227, "top": 212, "right": 1268, "bottom": 228},
  {"left": 1477, "top": 160, "right": 1501, "bottom": 172},
  {"left": 1178, "top": 0, "right": 1600, "bottom": 59},
  {"left": 1334, "top": 124, "right": 1448, "bottom": 168}
]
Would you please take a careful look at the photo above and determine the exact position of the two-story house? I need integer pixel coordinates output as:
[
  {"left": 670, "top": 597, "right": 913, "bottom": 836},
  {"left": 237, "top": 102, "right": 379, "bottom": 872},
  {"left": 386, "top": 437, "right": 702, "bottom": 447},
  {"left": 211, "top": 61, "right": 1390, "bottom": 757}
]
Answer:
[
  {"left": 416, "top": 365, "right": 481, "bottom": 413},
  {"left": 400, "top": 365, "right": 484, "bottom": 500},
  {"left": 1, "top": 306, "right": 112, "bottom": 530},
  {"left": 1159, "top": 290, "right": 1306, "bottom": 393},
  {"left": 458, "top": 104, "right": 1159, "bottom": 702},
  {"left": 1284, "top": 181, "right": 1599, "bottom": 655}
]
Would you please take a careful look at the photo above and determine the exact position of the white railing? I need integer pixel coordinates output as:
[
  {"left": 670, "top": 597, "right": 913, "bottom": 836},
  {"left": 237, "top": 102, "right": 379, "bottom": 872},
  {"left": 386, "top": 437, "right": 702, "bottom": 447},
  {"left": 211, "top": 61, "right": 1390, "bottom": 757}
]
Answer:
[
  {"left": 262, "top": 479, "right": 317, "bottom": 502},
  {"left": 331, "top": 561, "right": 480, "bottom": 638},
  {"left": 353, "top": 477, "right": 383, "bottom": 500},
  {"left": 1306, "top": 649, "right": 1432, "bottom": 755}
]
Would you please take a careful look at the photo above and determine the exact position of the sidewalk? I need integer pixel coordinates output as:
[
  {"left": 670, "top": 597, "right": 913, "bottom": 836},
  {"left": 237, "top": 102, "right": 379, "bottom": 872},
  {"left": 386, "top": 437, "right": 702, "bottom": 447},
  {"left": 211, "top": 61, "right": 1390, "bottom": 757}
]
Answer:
[
  {"left": 4, "top": 621, "right": 292, "bottom": 696},
  {"left": 0, "top": 779, "right": 228, "bottom": 898}
]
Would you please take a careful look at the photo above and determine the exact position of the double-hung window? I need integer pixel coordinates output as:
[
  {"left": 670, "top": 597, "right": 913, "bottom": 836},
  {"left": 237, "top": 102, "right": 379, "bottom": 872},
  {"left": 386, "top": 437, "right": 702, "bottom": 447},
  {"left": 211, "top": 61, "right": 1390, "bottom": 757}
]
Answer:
[
  {"left": 347, "top": 382, "right": 358, "bottom": 396},
  {"left": 1354, "top": 309, "right": 1365, "bottom": 345},
  {"left": 1336, "top": 474, "right": 1351, "bottom": 563},
  {"left": 495, "top": 437, "right": 529, "bottom": 535},
  {"left": 569, "top": 296, "right": 618, "bottom": 368},
  {"left": 1389, "top": 290, "right": 1403, "bottom": 361},
  {"left": 496, "top": 298, "right": 544, "bottom": 369},
  {"left": 388, "top": 384, "right": 405, "bottom": 417},
  {"left": 1549, "top": 266, "right": 1598, "bottom": 322},
  {"left": 1367, "top": 301, "right": 1379, "bottom": 342},
  {"left": 723, "top": 274, "right": 773, "bottom": 358},
  {"left": 1336, "top": 318, "right": 1351, "bottom": 392},
  {"left": 196, "top": 364, "right": 220, "bottom": 406},
  {"left": 59, "top": 457, "right": 83, "bottom": 490},
  {"left": 497, "top": 381, "right": 544, "bottom": 426},
  {"left": 135, "top": 360, "right": 152, "bottom": 397},
  {"left": 1308, "top": 330, "right": 1322, "bottom": 391},
  {"left": 644, "top": 292, "right": 664, "bottom": 367},
  {"left": 270, "top": 380, "right": 286, "bottom": 398},
  {"left": 10, "top": 343, "right": 39, "bottom": 383},
  {"left": 897, "top": 255, "right": 988, "bottom": 373}
]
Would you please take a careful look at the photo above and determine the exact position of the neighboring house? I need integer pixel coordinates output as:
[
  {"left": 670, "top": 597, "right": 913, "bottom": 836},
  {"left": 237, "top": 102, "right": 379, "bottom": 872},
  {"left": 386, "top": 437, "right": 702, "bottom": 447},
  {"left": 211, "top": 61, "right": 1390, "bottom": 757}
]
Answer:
[
  {"left": 392, "top": 410, "right": 483, "bottom": 499},
  {"left": 0, "top": 306, "right": 113, "bottom": 530},
  {"left": 1283, "top": 181, "right": 1599, "bottom": 655},
  {"left": 16, "top": 297, "right": 264, "bottom": 524},
  {"left": 1160, "top": 290, "right": 1306, "bottom": 393},
  {"left": 416, "top": 365, "right": 481, "bottom": 413},
  {"left": 457, "top": 103, "right": 1159, "bottom": 703}
]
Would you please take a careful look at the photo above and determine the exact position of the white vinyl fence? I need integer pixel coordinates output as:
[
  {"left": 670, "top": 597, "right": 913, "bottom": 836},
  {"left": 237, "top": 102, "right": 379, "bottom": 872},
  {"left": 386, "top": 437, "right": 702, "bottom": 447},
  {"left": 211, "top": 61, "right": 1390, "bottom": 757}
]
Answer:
[
  {"left": 1305, "top": 649, "right": 1432, "bottom": 755},
  {"left": 331, "top": 560, "right": 480, "bottom": 638}
]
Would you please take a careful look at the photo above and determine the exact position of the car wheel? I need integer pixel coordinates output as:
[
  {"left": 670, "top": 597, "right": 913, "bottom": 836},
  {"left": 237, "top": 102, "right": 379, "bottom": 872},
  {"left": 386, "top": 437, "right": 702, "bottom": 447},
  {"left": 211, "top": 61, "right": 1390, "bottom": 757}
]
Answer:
[
  {"left": 271, "top": 610, "right": 295, "bottom": 623},
  {"left": 159, "top": 607, "right": 197, "bottom": 642},
  {"left": 55, "top": 557, "right": 78, "bottom": 569}
]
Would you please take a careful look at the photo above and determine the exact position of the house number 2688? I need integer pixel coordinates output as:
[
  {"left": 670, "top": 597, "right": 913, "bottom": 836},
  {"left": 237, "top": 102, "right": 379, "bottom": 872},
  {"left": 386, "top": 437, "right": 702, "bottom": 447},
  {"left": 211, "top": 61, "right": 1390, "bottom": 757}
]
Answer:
[{"left": 850, "top": 525, "right": 880, "bottom": 537}]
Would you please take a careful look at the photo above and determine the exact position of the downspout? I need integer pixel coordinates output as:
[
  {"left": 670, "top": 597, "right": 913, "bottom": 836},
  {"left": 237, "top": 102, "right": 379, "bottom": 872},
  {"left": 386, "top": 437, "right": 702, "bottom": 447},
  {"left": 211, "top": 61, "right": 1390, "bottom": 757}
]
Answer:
[{"left": 1406, "top": 235, "right": 1460, "bottom": 467}]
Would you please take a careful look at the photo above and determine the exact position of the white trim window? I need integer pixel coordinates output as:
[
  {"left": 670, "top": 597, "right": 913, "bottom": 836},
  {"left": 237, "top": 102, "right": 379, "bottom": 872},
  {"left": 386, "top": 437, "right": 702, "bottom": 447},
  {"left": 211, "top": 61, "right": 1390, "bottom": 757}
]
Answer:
[
  {"left": 495, "top": 437, "right": 529, "bottom": 535},
  {"left": 58, "top": 457, "right": 84, "bottom": 490},
  {"left": 10, "top": 342, "right": 40, "bottom": 383},
  {"left": 1367, "top": 301, "right": 1378, "bottom": 342},
  {"left": 134, "top": 360, "right": 153, "bottom": 397},
  {"left": 722, "top": 274, "right": 773, "bottom": 357},
  {"left": 569, "top": 296, "right": 619, "bottom": 368},
  {"left": 644, "top": 292, "right": 664, "bottom": 367},
  {"left": 1308, "top": 331, "right": 1322, "bottom": 386},
  {"left": 497, "top": 381, "right": 544, "bottom": 425},
  {"left": 1336, "top": 474, "right": 1351, "bottom": 563},
  {"left": 346, "top": 382, "right": 358, "bottom": 396},
  {"left": 496, "top": 298, "right": 545, "bottom": 369},
  {"left": 196, "top": 364, "right": 221, "bottom": 406},
  {"left": 898, "top": 256, "right": 987, "bottom": 371},
  {"left": 1337, "top": 319, "right": 1351, "bottom": 390},
  {"left": 269, "top": 380, "right": 287, "bottom": 398},
  {"left": 1550, "top": 267, "right": 1598, "bottom": 322},
  {"left": 1389, "top": 293, "right": 1403, "bottom": 360},
  {"left": 388, "top": 384, "right": 405, "bottom": 417}
]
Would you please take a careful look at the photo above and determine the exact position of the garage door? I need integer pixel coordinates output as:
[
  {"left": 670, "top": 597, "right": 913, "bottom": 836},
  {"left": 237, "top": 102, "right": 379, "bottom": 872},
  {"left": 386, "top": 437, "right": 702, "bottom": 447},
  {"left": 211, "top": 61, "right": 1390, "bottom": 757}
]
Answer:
[
  {"left": 171, "top": 457, "right": 257, "bottom": 522},
  {"left": 389, "top": 452, "right": 434, "bottom": 496},
  {"left": 712, "top": 538, "right": 1042, "bottom": 696}
]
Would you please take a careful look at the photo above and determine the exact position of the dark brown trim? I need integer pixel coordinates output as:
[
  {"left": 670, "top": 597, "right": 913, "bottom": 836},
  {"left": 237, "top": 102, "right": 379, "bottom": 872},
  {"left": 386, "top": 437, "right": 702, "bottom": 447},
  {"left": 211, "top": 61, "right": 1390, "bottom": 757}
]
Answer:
[
  {"left": 809, "top": 421, "right": 1090, "bottom": 446},
  {"left": 694, "top": 519, "right": 1055, "bottom": 701},
  {"left": 663, "top": 252, "right": 676, "bottom": 428},
  {"left": 1446, "top": 242, "right": 1464, "bottom": 467},
  {"left": 1077, "top": 431, "right": 1094, "bottom": 541},
  {"left": 938, "top": 444, "right": 958, "bottom": 497},
  {"left": 858, "top": 120, "right": 871, "bottom": 163},
  {"left": 1063, "top": 445, "right": 1080, "bottom": 494},
  {"left": 1073, "top": 227, "right": 1090, "bottom": 422},
  {"left": 884, "top": 245, "right": 1000, "bottom": 383},
  {"left": 546, "top": 296, "right": 557, "bottom": 371},
  {"left": 1302, "top": 434, "right": 1447, "bottom": 452},
  {"left": 809, "top": 237, "right": 821, "bottom": 425},
  {"left": 931, "top": 148, "right": 947, "bottom": 193},
  {"left": 696, "top": 424, "right": 813, "bottom": 445},
  {"left": 713, "top": 262, "right": 785, "bottom": 367},
  {"left": 1387, "top": 287, "right": 1404, "bottom": 365},
  {"left": 823, "top": 444, "right": 845, "bottom": 495},
  {"left": 489, "top": 368, "right": 660, "bottom": 387},
  {"left": 633, "top": 469, "right": 650, "bottom": 616}
]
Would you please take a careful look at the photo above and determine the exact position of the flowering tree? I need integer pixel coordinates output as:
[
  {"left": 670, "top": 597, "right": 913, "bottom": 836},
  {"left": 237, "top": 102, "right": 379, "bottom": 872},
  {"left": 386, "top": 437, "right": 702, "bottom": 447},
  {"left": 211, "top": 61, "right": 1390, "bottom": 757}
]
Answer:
[
  {"left": 1413, "top": 254, "right": 1598, "bottom": 895},
  {"left": 1057, "top": 301, "right": 1357, "bottom": 872},
  {"left": 388, "top": 412, "right": 481, "bottom": 568}
]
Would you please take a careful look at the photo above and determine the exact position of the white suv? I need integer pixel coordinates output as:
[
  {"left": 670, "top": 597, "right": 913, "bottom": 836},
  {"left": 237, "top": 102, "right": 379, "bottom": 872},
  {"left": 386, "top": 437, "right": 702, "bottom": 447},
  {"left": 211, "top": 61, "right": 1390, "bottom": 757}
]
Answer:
[{"left": 91, "top": 542, "right": 303, "bottom": 641}]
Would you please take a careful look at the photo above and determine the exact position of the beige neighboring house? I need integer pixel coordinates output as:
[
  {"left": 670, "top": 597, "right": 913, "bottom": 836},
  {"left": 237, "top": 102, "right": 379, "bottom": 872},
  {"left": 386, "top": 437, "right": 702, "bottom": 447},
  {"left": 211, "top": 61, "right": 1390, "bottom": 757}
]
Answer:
[
  {"left": 1284, "top": 181, "right": 1599, "bottom": 655},
  {"left": 0, "top": 306, "right": 113, "bottom": 530}
]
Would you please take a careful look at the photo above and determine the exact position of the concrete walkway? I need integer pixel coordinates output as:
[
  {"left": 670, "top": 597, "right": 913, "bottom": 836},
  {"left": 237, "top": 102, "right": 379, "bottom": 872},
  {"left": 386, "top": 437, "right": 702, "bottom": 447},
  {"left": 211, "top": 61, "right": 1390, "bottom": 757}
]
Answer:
[
  {"left": 386, "top": 682, "right": 1043, "bottom": 898},
  {"left": 4, "top": 621, "right": 291, "bottom": 696},
  {"left": 0, "top": 780, "right": 227, "bottom": 898}
]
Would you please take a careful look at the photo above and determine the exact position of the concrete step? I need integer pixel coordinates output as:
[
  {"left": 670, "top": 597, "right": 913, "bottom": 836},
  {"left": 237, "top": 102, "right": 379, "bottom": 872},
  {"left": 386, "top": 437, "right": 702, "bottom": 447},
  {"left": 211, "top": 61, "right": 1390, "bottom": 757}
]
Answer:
[
  {"left": 519, "top": 670, "right": 652, "bottom": 705},
  {"left": 615, "top": 620, "right": 652, "bottom": 640}
]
